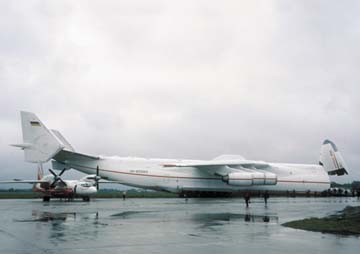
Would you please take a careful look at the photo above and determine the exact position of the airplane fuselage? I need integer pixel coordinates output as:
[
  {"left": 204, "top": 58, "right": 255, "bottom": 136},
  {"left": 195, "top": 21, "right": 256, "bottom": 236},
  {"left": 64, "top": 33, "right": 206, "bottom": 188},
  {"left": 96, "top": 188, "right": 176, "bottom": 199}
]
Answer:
[{"left": 55, "top": 156, "right": 331, "bottom": 194}]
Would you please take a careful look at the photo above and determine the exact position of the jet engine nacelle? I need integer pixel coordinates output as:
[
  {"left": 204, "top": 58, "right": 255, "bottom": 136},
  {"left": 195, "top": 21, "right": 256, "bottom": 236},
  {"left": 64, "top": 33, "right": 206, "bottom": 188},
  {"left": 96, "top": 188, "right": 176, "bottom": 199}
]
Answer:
[
  {"left": 74, "top": 183, "right": 97, "bottom": 196},
  {"left": 223, "top": 172, "right": 277, "bottom": 186}
]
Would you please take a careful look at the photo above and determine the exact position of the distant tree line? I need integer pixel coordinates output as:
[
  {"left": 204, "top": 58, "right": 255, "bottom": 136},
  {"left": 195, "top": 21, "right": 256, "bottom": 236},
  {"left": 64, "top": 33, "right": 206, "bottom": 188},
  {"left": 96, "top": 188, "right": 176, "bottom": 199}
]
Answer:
[{"left": 331, "top": 181, "right": 360, "bottom": 190}]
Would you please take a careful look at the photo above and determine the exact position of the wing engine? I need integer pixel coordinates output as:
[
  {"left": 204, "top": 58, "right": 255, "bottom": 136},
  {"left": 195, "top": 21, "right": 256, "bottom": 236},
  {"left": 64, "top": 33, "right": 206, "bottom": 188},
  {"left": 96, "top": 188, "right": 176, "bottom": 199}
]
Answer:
[{"left": 222, "top": 171, "right": 277, "bottom": 186}]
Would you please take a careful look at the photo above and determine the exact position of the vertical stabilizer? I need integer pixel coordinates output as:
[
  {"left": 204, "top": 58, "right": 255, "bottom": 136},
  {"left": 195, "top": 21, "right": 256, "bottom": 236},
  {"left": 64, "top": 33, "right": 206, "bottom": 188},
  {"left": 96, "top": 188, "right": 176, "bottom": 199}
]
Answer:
[
  {"left": 51, "top": 129, "right": 75, "bottom": 152},
  {"left": 11, "top": 111, "right": 64, "bottom": 163},
  {"left": 319, "top": 139, "right": 348, "bottom": 176}
]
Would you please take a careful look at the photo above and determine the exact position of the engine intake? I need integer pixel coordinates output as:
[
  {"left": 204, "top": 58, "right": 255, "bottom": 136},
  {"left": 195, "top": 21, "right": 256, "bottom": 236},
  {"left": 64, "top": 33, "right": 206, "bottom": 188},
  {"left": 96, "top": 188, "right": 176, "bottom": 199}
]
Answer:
[{"left": 74, "top": 184, "right": 97, "bottom": 196}]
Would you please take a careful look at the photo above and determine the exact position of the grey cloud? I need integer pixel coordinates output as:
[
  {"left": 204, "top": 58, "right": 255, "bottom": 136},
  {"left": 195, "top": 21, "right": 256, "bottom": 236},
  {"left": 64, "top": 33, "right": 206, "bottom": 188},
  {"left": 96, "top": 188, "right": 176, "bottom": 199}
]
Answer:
[{"left": 0, "top": 0, "right": 359, "bottom": 183}]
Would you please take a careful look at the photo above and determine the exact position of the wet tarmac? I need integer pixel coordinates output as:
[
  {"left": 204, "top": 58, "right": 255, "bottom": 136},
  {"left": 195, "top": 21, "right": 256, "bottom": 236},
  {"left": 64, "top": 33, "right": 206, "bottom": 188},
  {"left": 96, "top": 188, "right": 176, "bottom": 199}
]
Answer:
[{"left": 0, "top": 197, "right": 359, "bottom": 254}]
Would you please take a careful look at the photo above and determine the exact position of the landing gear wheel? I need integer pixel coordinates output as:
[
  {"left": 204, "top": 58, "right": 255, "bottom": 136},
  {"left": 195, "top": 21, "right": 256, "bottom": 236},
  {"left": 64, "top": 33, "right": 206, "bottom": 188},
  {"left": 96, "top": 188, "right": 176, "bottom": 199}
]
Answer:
[
  {"left": 43, "top": 196, "right": 50, "bottom": 202},
  {"left": 82, "top": 196, "right": 90, "bottom": 202}
]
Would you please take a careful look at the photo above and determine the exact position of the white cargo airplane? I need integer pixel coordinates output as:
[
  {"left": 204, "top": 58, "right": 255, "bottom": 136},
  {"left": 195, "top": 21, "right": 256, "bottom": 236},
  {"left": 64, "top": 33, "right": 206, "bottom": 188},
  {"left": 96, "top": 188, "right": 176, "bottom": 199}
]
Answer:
[{"left": 11, "top": 111, "right": 348, "bottom": 197}]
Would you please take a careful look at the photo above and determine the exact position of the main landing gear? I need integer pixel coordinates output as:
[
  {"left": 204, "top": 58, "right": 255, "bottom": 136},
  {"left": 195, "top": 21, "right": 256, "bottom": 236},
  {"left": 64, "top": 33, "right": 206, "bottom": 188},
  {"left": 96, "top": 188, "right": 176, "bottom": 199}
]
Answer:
[
  {"left": 42, "top": 196, "right": 91, "bottom": 202},
  {"left": 82, "top": 196, "right": 90, "bottom": 202}
]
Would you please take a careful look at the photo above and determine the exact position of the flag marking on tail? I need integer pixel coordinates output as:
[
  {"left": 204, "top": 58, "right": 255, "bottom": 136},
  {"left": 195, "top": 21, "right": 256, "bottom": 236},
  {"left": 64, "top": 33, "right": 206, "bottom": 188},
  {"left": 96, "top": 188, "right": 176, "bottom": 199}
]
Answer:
[{"left": 30, "top": 121, "right": 40, "bottom": 127}]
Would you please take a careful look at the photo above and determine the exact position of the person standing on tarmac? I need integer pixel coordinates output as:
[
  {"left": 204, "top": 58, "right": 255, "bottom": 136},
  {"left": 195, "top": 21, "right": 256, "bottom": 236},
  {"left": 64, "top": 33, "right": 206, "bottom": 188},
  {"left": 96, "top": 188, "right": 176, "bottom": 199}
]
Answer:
[
  {"left": 244, "top": 192, "right": 251, "bottom": 207},
  {"left": 264, "top": 190, "right": 270, "bottom": 206}
]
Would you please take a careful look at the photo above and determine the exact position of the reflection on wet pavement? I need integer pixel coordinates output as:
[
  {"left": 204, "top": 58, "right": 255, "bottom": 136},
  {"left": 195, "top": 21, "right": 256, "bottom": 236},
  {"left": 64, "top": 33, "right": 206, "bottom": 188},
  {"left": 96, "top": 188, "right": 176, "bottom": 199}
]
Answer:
[
  {"left": 15, "top": 211, "right": 76, "bottom": 222},
  {"left": 0, "top": 197, "right": 359, "bottom": 254},
  {"left": 110, "top": 210, "right": 156, "bottom": 218},
  {"left": 14, "top": 210, "right": 99, "bottom": 223},
  {"left": 192, "top": 212, "right": 278, "bottom": 224}
]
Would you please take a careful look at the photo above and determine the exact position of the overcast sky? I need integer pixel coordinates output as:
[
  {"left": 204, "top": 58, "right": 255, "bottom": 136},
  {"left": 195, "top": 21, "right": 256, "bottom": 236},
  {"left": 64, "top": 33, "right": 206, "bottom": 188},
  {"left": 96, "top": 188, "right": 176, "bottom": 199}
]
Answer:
[{"left": 0, "top": 0, "right": 359, "bottom": 185}]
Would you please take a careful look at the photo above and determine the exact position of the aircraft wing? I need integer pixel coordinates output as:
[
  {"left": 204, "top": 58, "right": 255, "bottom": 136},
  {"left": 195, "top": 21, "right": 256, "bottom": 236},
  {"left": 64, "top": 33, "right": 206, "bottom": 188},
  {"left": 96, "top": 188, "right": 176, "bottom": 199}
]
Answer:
[
  {"left": 163, "top": 160, "right": 270, "bottom": 169},
  {"left": 98, "top": 180, "right": 126, "bottom": 184},
  {"left": 162, "top": 159, "right": 271, "bottom": 176},
  {"left": 0, "top": 179, "right": 49, "bottom": 184}
]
